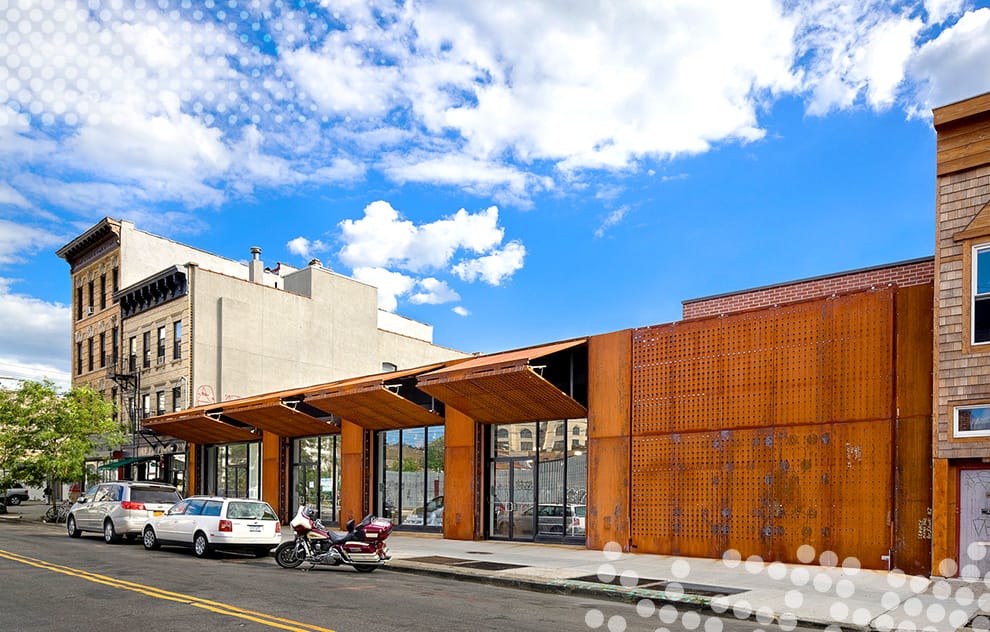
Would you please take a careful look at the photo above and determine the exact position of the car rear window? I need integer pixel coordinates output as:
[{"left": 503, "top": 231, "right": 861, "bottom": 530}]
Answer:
[
  {"left": 226, "top": 501, "right": 278, "bottom": 521},
  {"left": 130, "top": 488, "right": 181, "bottom": 504}
]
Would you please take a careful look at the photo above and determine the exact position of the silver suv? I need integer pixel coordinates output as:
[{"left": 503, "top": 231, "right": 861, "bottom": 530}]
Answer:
[{"left": 66, "top": 481, "right": 181, "bottom": 543}]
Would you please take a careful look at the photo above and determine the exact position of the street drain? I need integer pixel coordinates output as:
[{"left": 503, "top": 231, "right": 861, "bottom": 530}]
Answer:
[
  {"left": 455, "top": 561, "right": 528, "bottom": 571},
  {"left": 571, "top": 575, "right": 745, "bottom": 598}
]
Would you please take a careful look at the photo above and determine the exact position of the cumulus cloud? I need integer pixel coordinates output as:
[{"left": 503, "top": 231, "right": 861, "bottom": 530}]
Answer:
[
  {"left": 1, "top": 0, "right": 987, "bottom": 216},
  {"left": 452, "top": 306, "right": 471, "bottom": 317},
  {"left": 351, "top": 266, "right": 417, "bottom": 312},
  {"left": 286, "top": 236, "right": 329, "bottom": 262},
  {"left": 331, "top": 201, "right": 523, "bottom": 308},
  {"left": 451, "top": 241, "right": 526, "bottom": 286},
  {"left": 0, "top": 278, "right": 70, "bottom": 387},
  {"left": 907, "top": 8, "right": 990, "bottom": 111}
]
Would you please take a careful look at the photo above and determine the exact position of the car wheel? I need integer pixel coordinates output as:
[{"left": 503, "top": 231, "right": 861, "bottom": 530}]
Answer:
[
  {"left": 103, "top": 520, "right": 121, "bottom": 544},
  {"left": 253, "top": 547, "right": 271, "bottom": 558},
  {"left": 66, "top": 515, "right": 81, "bottom": 538},
  {"left": 142, "top": 526, "right": 160, "bottom": 550},
  {"left": 8, "top": 496, "right": 21, "bottom": 506},
  {"left": 354, "top": 564, "right": 377, "bottom": 573},
  {"left": 193, "top": 532, "right": 212, "bottom": 558}
]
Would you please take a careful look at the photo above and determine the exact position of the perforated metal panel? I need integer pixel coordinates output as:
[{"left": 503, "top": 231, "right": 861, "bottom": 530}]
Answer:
[{"left": 630, "top": 290, "right": 895, "bottom": 568}]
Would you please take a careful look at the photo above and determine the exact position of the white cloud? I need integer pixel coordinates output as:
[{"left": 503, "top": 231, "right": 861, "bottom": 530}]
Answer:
[
  {"left": 0, "top": 183, "right": 31, "bottom": 209},
  {"left": 350, "top": 266, "right": 417, "bottom": 312},
  {"left": 0, "top": 278, "right": 70, "bottom": 387},
  {"left": 451, "top": 241, "right": 526, "bottom": 286},
  {"left": 0, "top": 220, "right": 63, "bottom": 265},
  {"left": 595, "top": 206, "right": 631, "bottom": 239},
  {"left": 410, "top": 278, "right": 460, "bottom": 305},
  {"left": 452, "top": 306, "right": 470, "bottom": 317},
  {"left": 286, "top": 237, "right": 329, "bottom": 262},
  {"left": 908, "top": 8, "right": 990, "bottom": 111}
]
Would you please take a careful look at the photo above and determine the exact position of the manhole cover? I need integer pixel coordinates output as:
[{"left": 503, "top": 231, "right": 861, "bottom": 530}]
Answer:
[
  {"left": 406, "top": 555, "right": 473, "bottom": 565},
  {"left": 571, "top": 575, "right": 745, "bottom": 597}
]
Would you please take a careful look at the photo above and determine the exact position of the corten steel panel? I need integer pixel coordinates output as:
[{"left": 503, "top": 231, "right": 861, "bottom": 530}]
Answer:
[
  {"left": 826, "top": 291, "right": 894, "bottom": 424},
  {"left": 223, "top": 402, "right": 339, "bottom": 437},
  {"left": 829, "top": 421, "right": 893, "bottom": 567},
  {"left": 721, "top": 312, "right": 773, "bottom": 431},
  {"left": 588, "top": 330, "right": 632, "bottom": 440},
  {"left": 723, "top": 427, "right": 774, "bottom": 561},
  {"left": 771, "top": 302, "right": 828, "bottom": 426},
  {"left": 630, "top": 434, "right": 677, "bottom": 552},
  {"left": 895, "top": 284, "right": 934, "bottom": 420},
  {"left": 142, "top": 411, "right": 259, "bottom": 444},
  {"left": 443, "top": 408, "right": 476, "bottom": 540},
  {"left": 932, "top": 458, "right": 954, "bottom": 571},
  {"left": 587, "top": 331, "right": 632, "bottom": 552},
  {"left": 417, "top": 366, "right": 587, "bottom": 423},
  {"left": 894, "top": 416, "right": 933, "bottom": 575},
  {"left": 673, "top": 431, "right": 724, "bottom": 558},
  {"left": 261, "top": 430, "right": 281, "bottom": 518},
  {"left": 304, "top": 388, "right": 443, "bottom": 430},
  {"left": 632, "top": 324, "right": 676, "bottom": 435},
  {"left": 587, "top": 436, "right": 631, "bottom": 551},
  {"left": 769, "top": 426, "right": 832, "bottom": 563},
  {"left": 339, "top": 420, "right": 366, "bottom": 528}
]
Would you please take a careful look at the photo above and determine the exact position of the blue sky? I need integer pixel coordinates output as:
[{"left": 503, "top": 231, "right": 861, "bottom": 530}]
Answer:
[{"left": 2, "top": 0, "right": 990, "bottom": 389}]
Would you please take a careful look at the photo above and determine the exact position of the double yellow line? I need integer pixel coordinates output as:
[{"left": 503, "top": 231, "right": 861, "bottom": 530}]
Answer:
[{"left": 0, "top": 548, "right": 336, "bottom": 632}]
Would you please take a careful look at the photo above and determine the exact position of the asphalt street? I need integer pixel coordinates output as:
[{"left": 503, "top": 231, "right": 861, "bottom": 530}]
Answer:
[{"left": 0, "top": 509, "right": 822, "bottom": 632}]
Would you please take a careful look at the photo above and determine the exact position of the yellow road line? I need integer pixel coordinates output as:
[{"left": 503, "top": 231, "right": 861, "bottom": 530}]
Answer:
[{"left": 0, "top": 548, "right": 336, "bottom": 632}]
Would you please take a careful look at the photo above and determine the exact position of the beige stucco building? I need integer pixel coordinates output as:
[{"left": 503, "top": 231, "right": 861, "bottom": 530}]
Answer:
[{"left": 58, "top": 218, "right": 467, "bottom": 488}]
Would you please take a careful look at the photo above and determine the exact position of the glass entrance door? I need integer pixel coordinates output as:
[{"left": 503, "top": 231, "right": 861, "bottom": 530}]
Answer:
[{"left": 490, "top": 457, "right": 536, "bottom": 540}]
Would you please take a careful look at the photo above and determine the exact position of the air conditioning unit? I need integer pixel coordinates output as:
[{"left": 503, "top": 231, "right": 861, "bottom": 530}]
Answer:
[
  {"left": 156, "top": 356, "right": 165, "bottom": 365},
  {"left": 86, "top": 306, "right": 94, "bottom": 315}
]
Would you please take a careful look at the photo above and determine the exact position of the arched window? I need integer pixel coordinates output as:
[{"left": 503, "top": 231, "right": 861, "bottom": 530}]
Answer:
[{"left": 519, "top": 428, "right": 533, "bottom": 439}]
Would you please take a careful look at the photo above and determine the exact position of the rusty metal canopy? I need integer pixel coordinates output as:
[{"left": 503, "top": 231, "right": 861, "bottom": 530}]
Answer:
[
  {"left": 302, "top": 364, "right": 447, "bottom": 430},
  {"left": 221, "top": 399, "right": 339, "bottom": 437},
  {"left": 142, "top": 409, "right": 259, "bottom": 444},
  {"left": 416, "top": 338, "right": 588, "bottom": 423}
]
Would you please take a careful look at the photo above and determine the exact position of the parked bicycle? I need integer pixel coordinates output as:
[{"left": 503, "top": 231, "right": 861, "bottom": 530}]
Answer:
[{"left": 43, "top": 500, "right": 72, "bottom": 524}]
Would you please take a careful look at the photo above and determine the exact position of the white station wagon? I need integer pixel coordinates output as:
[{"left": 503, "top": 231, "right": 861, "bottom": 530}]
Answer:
[{"left": 141, "top": 496, "right": 281, "bottom": 558}]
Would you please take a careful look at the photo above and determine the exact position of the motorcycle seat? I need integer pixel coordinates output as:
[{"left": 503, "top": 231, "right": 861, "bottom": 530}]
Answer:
[{"left": 328, "top": 531, "right": 354, "bottom": 545}]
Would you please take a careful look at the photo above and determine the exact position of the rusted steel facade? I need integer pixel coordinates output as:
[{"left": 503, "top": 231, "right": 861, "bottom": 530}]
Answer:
[{"left": 587, "top": 286, "right": 933, "bottom": 573}]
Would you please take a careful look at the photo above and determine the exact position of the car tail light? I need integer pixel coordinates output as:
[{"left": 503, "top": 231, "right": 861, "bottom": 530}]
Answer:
[
  {"left": 275, "top": 522, "right": 281, "bottom": 534},
  {"left": 121, "top": 501, "right": 146, "bottom": 511},
  {"left": 218, "top": 519, "right": 232, "bottom": 532}
]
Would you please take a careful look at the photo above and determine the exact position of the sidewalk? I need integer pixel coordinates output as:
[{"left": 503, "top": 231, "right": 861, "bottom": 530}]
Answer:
[{"left": 5, "top": 502, "right": 989, "bottom": 631}]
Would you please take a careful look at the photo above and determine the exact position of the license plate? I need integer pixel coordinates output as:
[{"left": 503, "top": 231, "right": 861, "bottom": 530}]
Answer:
[{"left": 249, "top": 525, "right": 262, "bottom": 532}]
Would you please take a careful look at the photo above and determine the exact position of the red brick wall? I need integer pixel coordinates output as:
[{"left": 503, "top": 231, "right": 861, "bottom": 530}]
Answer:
[{"left": 682, "top": 258, "right": 934, "bottom": 319}]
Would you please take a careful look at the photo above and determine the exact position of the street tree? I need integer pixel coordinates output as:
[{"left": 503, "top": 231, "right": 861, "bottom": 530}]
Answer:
[{"left": 0, "top": 379, "right": 125, "bottom": 512}]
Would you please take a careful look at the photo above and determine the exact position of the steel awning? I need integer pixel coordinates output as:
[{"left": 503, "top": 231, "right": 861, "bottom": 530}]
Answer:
[
  {"left": 302, "top": 364, "right": 447, "bottom": 430},
  {"left": 416, "top": 338, "right": 588, "bottom": 423},
  {"left": 220, "top": 399, "right": 340, "bottom": 437},
  {"left": 142, "top": 409, "right": 259, "bottom": 444}
]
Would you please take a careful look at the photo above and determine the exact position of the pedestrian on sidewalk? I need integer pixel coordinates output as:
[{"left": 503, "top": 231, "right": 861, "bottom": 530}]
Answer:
[{"left": 43, "top": 486, "right": 52, "bottom": 504}]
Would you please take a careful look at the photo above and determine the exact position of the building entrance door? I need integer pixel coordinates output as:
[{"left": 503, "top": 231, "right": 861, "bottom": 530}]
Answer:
[
  {"left": 489, "top": 456, "right": 535, "bottom": 540},
  {"left": 959, "top": 468, "right": 990, "bottom": 578}
]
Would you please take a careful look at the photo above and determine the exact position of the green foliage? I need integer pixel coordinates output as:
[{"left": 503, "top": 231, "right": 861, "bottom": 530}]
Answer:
[{"left": 0, "top": 380, "right": 125, "bottom": 491}]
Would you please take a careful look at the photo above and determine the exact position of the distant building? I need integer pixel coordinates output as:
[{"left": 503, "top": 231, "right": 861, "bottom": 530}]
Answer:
[{"left": 57, "top": 218, "right": 467, "bottom": 490}]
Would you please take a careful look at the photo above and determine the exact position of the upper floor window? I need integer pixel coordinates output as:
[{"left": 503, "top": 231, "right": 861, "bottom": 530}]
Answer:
[
  {"left": 87, "top": 337, "right": 94, "bottom": 372},
  {"left": 76, "top": 287, "right": 83, "bottom": 321},
  {"left": 112, "top": 267, "right": 118, "bottom": 292},
  {"left": 173, "top": 321, "right": 182, "bottom": 360},
  {"left": 87, "top": 280, "right": 94, "bottom": 313},
  {"left": 100, "top": 274, "right": 107, "bottom": 310},
  {"left": 156, "top": 391, "right": 166, "bottom": 416},
  {"left": 142, "top": 331, "right": 151, "bottom": 368},
  {"left": 955, "top": 404, "right": 990, "bottom": 438},
  {"left": 976, "top": 245, "right": 990, "bottom": 344},
  {"left": 157, "top": 326, "right": 166, "bottom": 362},
  {"left": 99, "top": 332, "right": 106, "bottom": 368},
  {"left": 128, "top": 336, "right": 137, "bottom": 372},
  {"left": 76, "top": 341, "right": 83, "bottom": 375}
]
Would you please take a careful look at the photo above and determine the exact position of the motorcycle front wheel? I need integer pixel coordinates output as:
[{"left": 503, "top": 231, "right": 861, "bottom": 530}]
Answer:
[{"left": 274, "top": 541, "right": 304, "bottom": 568}]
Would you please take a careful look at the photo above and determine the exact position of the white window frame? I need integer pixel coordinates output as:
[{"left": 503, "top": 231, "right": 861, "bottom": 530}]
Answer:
[{"left": 954, "top": 404, "right": 990, "bottom": 438}]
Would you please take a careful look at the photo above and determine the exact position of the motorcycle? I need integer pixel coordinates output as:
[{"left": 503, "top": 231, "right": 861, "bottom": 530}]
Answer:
[{"left": 274, "top": 506, "right": 393, "bottom": 573}]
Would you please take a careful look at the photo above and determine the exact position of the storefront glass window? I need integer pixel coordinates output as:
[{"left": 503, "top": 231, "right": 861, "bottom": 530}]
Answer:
[
  {"left": 207, "top": 442, "right": 260, "bottom": 498},
  {"left": 378, "top": 426, "right": 444, "bottom": 530}
]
